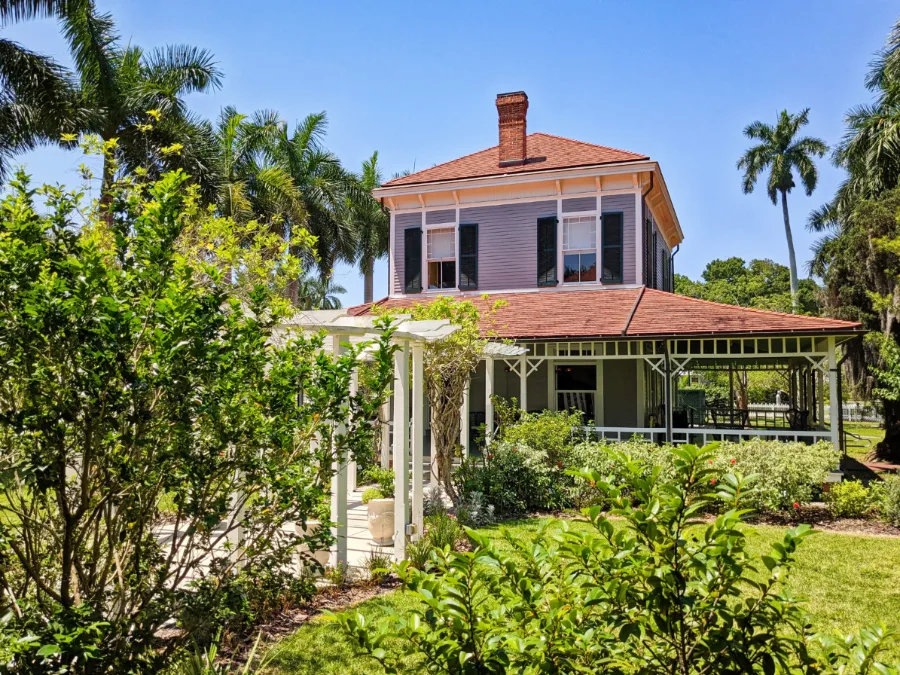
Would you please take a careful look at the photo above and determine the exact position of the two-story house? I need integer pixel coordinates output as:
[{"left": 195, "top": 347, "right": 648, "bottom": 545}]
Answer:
[{"left": 350, "top": 92, "right": 862, "bottom": 451}]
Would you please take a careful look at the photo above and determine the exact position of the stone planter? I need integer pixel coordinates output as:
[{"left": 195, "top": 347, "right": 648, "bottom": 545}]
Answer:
[
  {"left": 296, "top": 520, "right": 330, "bottom": 571},
  {"left": 367, "top": 498, "right": 395, "bottom": 546}
]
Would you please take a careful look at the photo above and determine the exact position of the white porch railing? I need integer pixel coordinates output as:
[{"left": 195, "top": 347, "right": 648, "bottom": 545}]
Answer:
[{"left": 576, "top": 426, "right": 833, "bottom": 445}]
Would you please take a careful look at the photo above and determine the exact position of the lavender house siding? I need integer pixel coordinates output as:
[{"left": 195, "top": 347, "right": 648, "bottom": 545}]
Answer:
[
  {"left": 392, "top": 212, "right": 422, "bottom": 294},
  {"left": 601, "top": 194, "right": 636, "bottom": 285},
  {"left": 562, "top": 196, "right": 596, "bottom": 213},
  {"left": 460, "top": 200, "right": 557, "bottom": 291},
  {"left": 426, "top": 209, "right": 456, "bottom": 225}
]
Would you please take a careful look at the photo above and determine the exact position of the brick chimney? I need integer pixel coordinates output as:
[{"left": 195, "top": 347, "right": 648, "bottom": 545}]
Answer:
[{"left": 496, "top": 91, "right": 528, "bottom": 166}]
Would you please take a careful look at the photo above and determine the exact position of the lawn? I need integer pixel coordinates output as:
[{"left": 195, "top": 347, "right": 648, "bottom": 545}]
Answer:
[
  {"left": 844, "top": 421, "right": 885, "bottom": 460},
  {"left": 262, "top": 518, "right": 900, "bottom": 673}
]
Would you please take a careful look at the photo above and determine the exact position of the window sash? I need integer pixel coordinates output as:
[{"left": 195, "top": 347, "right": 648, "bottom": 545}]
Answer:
[{"left": 602, "top": 212, "right": 624, "bottom": 284}]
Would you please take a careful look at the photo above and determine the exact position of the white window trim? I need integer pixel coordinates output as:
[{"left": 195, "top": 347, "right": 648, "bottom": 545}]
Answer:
[
  {"left": 560, "top": 210, "right": 600, "bottom": 286},
  {"left": 422, "top": 221, "right": 459, "bottom": 292}
]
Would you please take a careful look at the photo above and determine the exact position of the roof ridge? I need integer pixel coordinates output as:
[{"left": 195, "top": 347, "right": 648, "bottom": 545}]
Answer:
[
  {"left": 530, "top": 132, "right": 648, "bottom": 159},
  {"left": 621, "top": 286, "right": 646, "bottom": 335},
  {"left": 640, "top": 287, "right": 860, "bottom": 327}
]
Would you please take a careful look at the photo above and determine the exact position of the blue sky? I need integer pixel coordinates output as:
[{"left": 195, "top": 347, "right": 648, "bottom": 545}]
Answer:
[{"left": 5, "top": 1, "right": 898, "bottom": 306}]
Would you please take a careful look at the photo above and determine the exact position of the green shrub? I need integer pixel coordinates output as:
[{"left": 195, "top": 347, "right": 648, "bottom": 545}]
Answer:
[
  {"left": 361, "top": 487, "right": 385, "bottom": 504},
  {"left": 424, "top": 513, "right": 461, "bottom": 551},
  {"left": 423, "top": 484, "right": 446, "bottom": 517},
  {"left": 711, "top": 440, "right": 839, "bottom": 512},
  {"left": 361, "top": 467, "right": 395, "bottom": 497},
  {"left": 363, "top": 550, "right": 392, "bottom": 584},
  {"left": 452, "top": 441, "right": 568, "bottom": 517},
  {"left": 494, "top": 400, "right": 583, "bottom": 464},
  {"left": 335, "top": 444, "right": 900, "bottom": 673},
  {"left": 880, "top": 474, "right": 900, "bottom": 526},
  {"left": 406, "top": 538, "right": 433, "bottom": 571},
  {"left": 825, "top": 480, "right": 873, "bottom": 518}
]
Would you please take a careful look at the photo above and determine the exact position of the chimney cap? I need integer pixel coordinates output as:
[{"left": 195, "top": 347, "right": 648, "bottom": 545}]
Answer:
[{"left": 496, "top": 91, "right": 528, "bottom": 103}]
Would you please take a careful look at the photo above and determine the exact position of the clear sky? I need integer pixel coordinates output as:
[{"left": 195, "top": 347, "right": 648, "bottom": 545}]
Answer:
[{"left": 5, "top": 1, "right": 898, "bottom": 306}]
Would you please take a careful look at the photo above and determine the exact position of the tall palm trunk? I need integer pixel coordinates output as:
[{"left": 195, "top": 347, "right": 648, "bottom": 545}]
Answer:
[
  {"left": 780, "top": 189, "right": 800, "bottom": 313},
  {"left": 362, "top": 254, "right": 374, "bottom": 304}
]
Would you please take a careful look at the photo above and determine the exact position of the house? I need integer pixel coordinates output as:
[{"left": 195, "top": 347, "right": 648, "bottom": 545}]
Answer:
[{"left": 350, "top": 92, "right": 863, "bottom": 450}]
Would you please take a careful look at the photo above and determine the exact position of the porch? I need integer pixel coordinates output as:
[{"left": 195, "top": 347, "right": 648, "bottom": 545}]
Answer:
[{"left": 461, "top": 333, "right": 847, "bottom": 452}]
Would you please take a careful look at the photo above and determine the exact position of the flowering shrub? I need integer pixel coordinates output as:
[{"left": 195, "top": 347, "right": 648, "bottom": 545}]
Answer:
[{"left": 881, "top": 475, "right": 900, "bottom": 526}]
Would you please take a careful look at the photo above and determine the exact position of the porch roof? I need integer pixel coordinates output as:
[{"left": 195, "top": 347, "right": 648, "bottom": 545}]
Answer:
[{"left": 347, "top": 287, "right": 863, "bottom": 341}]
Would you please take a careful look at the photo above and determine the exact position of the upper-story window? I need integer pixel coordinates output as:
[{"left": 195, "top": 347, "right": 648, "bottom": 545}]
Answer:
[
  {"left": 562, "top": 215, "right": 597, "bottom": 283},
  {"left": 427, "top": 227, "right": 456, "bottom": 289}
]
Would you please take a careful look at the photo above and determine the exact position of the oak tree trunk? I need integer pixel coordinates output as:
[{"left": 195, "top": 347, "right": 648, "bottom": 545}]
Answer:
[{"left": 871, "top": 398, "right": 900, "bottom": 463}]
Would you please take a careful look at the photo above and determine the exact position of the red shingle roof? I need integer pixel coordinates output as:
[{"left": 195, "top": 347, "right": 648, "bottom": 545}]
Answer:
[
  {"left": 347, "top": 288, "right": 862, "bottom": 340},
  {"left": 381, "top": 133, "right": 648, "bottom": 188}
]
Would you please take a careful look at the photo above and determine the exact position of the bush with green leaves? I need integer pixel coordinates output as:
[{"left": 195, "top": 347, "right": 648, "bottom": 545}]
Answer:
[
  {"left": 452, "top": 441, "right": 568, "bottom": 517},
  {"left": 334, "top": 445, "right": 899, "bottom": 674},
  {"left": 711, "top": 439, "right": 839, "bottom": 511},
  {"left": 0, "top": 168, "right": 395, "bottom": 671},
  {"left": 423, "top": 513, "right": 461, "bottom": 551},
  {"left": 362, "top": 487, "right": 386, "bottom": 504},
  {"left": 361, "top": 467, "right": 396, "bottom": 498},
  {"left": 454, "top": 491, "right": 495, "bottom": 528},
  {"left": 879, "top": 474, "right": 900, "bottom": 526},
  {"left": 825, "top": 480, "right": 874, "bottom": 518},
  {"left": 493, "top": 397, "right": 583, "bottom": 464}
]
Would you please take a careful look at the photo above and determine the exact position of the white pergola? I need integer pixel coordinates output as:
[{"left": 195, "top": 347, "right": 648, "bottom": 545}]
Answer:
[{"left": 282, "top": 311, "right": 461, "bottom": 563}]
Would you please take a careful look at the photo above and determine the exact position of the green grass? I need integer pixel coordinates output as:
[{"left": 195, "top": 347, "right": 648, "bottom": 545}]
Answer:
[
  {"left": 844, "top": 421, "right": 885, "bottom": 460},
  {"left": 263, "top": 519, "right": 900, "bottom": 673}
]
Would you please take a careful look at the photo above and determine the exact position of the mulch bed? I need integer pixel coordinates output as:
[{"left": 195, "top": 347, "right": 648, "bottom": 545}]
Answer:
[
  {"left": 223, "top": 576, "right": 403, "bottom": 664},
  {"left": 750, "top": 503, "right": 900, "bottom": 537}
]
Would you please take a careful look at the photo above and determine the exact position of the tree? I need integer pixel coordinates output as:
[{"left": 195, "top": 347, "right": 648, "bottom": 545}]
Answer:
[
  {"left": 351, "top": 151, "right": 389, "bottom": 304},
  {"left": 0, "top": 0, "right": 91, "bottom": 182},
  {"left": 0, "top": 163, "right": 394, "bottom": 670},
  {"left": 737, "top": 109, "right": 827, "bottom": 312},
  {"left": 264, "top": 111, "right": 364, "bottom": 287},
  {"left": 395, "top": 297, "right": 501, "bottom": 502},
  {"left": 296, "top": 269, "right": 347, "bottom": 310},
  {"left": 211, "top": 106, "right": 304, "bottom": 227},
  {"left": 675, "top": 256, "right": 820, "bottom": 315}
]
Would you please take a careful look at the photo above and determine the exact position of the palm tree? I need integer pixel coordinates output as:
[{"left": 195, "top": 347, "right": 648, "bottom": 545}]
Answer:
[
  {"left": 264, "top": 112, "right": 364, "bottom": 282},
  {"left": 1, "top": 0, "right": 222, "bottom": 197},
  {"left": 212, "top": 106, "right": 303, "bottom": 225},
  {"left": 0, "top": 0, "right": 90, "bottom": 182},
  {"left": 350, "top": 151, "right": 389, "bottom": 303},
  {"left": 295, "top": 270, "right": 346, "bottom": 310},
  {"left": 737, "top": 109, "right": 827, "bottom": 313}
]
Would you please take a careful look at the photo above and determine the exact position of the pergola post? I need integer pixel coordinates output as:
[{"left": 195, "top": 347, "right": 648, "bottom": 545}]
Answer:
[
  {"left": 664, "top": 345, "right": 673, "bottom": 443},
  {"left": 519, "top": 355, "right": 528, "bottom": 413},
  {"left": 380, "top": 400, "right": 391, "bottom": 470},
  {"left": 827, "top": 336, "right": 840, "bottom": 451},
  {"left": 411, "top": 342, "right": 425, "bottom": 541},
  {"left": 392, "top": 342, "right": 410, "bottom": 561},
  {"left": 460, "top": 375, "right": 470, "bottom": 459},
  {"left": 348, "top": 368, "right": 359, "bottom": 493},
  {"left": 330, "top": 334, "right": 348, "bottom": 568},
  {"left": 485, "top": 357, "right": 495, "bottom": 440}
]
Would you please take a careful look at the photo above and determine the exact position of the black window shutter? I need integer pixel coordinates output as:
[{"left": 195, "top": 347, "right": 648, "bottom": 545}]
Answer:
[
  {"left": 537, "top": 216, "right": 558, "bottom": 286},
  {"left": 601, "top": 212, "right": 623, "bottom": 283},
  {"left": 403, "top": 227, "right": 422, "bottom": 293},
  {"left": 459, "top": 223, "right": 478, "bottom": 290}
]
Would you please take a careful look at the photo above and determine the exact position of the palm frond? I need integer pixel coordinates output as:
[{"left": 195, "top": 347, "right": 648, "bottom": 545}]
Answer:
[
  {"left": 0, "top": 0, "right": 67, "bottom": 23},
  {"left": 142, "top": 44, "right": 223, "bottom": 94}
]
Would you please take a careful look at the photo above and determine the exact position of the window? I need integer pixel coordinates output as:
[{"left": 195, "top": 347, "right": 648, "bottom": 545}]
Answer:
[
  {"left": 562, "top": 215, "right": 597, "bottom": 283},
  {"left": 537, "top": 216, "right": 558, "bottom": 286},
  {"left": 602, "top": 212, "right": 623, "bottom": 283},
  {"left": 426, "top": 227, "right": 456, "bottom": 289},
  {"left": 458, "top": 223, "right": 478, "bottom": 290}
]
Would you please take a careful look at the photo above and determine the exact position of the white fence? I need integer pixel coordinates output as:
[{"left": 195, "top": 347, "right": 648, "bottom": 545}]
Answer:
[{"left": 576, "top": 426, "right": 833, "bottom": 446}]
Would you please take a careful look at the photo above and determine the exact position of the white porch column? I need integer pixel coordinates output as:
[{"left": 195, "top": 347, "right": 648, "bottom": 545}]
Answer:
[
  {"left": 411, "top": 342, "right": 425, "bottom": 541},
  {"left": 827, "top": 336, "right": 840, "bottom": 451},
  {"left": 348, "top": 368, "right": 359, "bottom": 493},
  {"left": 519, "top": 355, "right": 528, "bottom": 413},
  {"left": 485, "top": 357, "right": 495, "bottom": 440},
  {"left": 380, "top": 400, "right": 391, "bottom": 470},
  {"left": 817, "top": 368, "right": 825, "bottom": 429},
  {"left": 392, "top": 342, "right": 410, "bottom": 560},
  {"left": 330, "top": 334, "right": 348, "bottom": 568},
  {"left": 636, "top": 359, "right": 646, "bottom": 427},
  {"left": 460, "top": 375, "right": 470, "bottom": 459}
]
